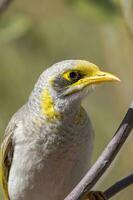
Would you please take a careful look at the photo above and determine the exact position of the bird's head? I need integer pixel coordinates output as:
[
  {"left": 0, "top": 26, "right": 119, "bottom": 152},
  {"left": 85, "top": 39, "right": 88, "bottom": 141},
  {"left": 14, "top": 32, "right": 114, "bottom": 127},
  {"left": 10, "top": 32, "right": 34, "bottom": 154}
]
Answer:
[
  {"left": 50, "top": 60, "right": 120, "bottom": 97},
  {"left": 29, "top": 60, "right": 120, "bottom": 120}
]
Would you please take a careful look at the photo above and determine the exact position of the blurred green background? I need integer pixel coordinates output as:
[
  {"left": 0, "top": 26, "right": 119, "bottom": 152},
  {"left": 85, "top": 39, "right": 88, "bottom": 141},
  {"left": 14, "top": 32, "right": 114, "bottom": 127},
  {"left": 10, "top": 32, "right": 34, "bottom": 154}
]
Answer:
[{"left": 0, "top": 0, "right": 133, "bottom": 199}]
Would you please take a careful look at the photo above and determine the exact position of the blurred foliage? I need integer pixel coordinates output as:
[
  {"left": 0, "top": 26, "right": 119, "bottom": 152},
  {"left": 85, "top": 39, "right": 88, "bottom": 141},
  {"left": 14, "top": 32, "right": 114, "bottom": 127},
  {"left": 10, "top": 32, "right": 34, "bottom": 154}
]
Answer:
[
  {"left": 0, "top": 13, "right": 32, "bottom": 44},
  {"left": 0, "top": 0, "right": 133, "bottom": 199},
  {"left": 66, "top": 0, "right": 118, "bottom": 21}
]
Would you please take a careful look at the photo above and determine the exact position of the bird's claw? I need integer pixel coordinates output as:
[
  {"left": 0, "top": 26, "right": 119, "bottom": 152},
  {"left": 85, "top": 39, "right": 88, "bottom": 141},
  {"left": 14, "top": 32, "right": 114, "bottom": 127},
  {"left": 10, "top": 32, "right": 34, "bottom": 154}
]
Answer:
[{"left": 84, "top": 191, "right": 107, "bottom": 200}]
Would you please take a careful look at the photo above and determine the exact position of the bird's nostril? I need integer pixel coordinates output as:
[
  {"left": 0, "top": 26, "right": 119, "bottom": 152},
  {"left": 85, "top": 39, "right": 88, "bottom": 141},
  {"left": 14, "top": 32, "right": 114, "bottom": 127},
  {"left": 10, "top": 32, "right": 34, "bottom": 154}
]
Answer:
[{"left": 97, "top": 74, "right": 106, "bottom": 77}]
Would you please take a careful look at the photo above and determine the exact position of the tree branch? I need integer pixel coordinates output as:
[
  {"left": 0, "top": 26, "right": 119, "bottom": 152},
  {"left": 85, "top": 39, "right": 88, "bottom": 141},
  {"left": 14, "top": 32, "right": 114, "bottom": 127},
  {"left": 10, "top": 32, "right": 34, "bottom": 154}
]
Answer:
[
  {"left": 0, "top": 0, "right": 13, "bottom": 14},
  {"left": 104, "top": 173, "right": 133, "bottom": 199},
  {"left": 65, "top": 102, "right": 133, "bottom": 200}
]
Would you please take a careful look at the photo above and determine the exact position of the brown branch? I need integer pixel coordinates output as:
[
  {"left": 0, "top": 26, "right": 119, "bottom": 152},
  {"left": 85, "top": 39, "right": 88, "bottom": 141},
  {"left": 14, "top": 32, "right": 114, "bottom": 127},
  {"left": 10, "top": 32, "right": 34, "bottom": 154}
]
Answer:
[
  {"left": 65, "top": 102, "right": 133, "bottom": 200},
  {"left": 0, "top": 0, "right": 13, "bottom": 14},
  {"left": 104, "top": 173, "right": 133, "bottom": 199}
]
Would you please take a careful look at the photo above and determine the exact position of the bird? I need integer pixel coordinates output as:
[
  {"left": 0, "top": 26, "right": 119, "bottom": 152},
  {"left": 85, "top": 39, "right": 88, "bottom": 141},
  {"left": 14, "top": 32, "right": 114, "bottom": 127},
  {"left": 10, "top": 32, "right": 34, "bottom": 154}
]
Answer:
[{"left": 0, "top": 60, "right": 120, "bottom": 200}]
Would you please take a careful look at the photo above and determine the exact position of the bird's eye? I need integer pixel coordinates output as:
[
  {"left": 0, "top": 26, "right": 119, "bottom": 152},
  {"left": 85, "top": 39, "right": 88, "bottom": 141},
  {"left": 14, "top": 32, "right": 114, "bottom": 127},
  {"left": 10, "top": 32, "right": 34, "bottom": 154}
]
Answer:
[
  {"left": 63, "top": 71, "right": 81, "bottom": 82},
  {"left": 69, "top": 71, "right": 80, "bottom": 80}
]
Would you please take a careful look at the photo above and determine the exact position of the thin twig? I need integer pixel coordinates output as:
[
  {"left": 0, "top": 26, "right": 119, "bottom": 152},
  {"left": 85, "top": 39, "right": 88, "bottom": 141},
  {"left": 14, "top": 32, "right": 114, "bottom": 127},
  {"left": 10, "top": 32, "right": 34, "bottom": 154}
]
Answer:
[
  {"left": 104, "top": 173, "right": 133, "bottom": 199},
  {"left": 65, "top": 102, "right": 133, "bottom": 200},
  {"left": 0, "top": 0, "right": 13, "bottom": 14}
]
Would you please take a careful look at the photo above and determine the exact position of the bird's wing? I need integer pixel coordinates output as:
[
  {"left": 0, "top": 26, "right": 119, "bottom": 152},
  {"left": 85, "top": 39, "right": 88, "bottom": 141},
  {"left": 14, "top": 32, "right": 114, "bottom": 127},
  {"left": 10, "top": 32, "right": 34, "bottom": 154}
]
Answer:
[{"left": 0, "top": 115, "right": 18, "bottom": 200}]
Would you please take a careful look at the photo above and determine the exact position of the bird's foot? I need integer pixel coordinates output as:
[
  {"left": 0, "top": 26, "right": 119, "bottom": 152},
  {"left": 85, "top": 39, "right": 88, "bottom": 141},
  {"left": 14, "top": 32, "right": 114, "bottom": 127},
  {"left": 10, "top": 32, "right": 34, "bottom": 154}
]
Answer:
[{"left": 84, "top": 191, "right": 107, "bottom": 200}]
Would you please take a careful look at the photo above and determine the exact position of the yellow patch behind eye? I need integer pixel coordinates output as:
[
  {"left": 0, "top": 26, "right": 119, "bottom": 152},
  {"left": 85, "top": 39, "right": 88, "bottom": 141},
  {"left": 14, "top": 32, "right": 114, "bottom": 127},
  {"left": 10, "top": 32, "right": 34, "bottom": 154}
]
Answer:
[
  {"left": 41, "top": 89, "right": 61, "bottom": 121},
  {"left": 63, "top": 71, "right": 72, "bottom": 81}
]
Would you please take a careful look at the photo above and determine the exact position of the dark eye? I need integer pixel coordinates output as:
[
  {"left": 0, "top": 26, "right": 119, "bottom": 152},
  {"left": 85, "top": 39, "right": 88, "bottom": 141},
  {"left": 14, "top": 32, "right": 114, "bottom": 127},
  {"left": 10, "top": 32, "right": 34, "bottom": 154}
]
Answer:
[
  {"left": 63, "top": 70, "right": 81, "bottom": 83},
  {"left": 69, "top": 71, "right": 81, "bottom": 81}
]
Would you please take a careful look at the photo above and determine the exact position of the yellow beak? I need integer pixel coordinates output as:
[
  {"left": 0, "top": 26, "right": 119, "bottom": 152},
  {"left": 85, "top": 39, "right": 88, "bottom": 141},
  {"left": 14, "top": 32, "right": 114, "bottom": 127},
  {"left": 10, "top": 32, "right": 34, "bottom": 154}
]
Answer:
[
  {"left": 72, "top": 70, "right": 120, "bottom": 89},
  {"left": 86, "top": 70, "right": 120, "bottom": 85}
]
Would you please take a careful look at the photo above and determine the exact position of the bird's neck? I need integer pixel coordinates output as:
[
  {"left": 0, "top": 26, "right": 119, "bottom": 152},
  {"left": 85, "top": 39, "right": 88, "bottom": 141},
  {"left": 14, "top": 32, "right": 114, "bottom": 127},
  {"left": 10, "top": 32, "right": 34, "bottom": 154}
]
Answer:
[
  {"left": 55, "top": 98, "right": 82, "bottom": 120},
  {"left": 28, "top": 88, "right": 82, "bottom": 123}
]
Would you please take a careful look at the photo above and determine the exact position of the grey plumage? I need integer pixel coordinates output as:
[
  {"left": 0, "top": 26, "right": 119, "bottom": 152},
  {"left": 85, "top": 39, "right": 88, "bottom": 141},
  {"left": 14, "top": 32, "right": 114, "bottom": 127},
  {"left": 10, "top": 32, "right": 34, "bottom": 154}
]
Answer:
[{"left": 1, "top": 60, "right": 119, "bottom": 200}]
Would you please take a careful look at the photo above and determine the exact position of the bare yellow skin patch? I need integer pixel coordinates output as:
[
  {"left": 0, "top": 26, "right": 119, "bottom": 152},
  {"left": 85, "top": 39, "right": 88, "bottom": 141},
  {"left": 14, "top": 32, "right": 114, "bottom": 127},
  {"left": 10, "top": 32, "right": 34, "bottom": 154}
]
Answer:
[
  {"left": 63, "top": 63, "right": 99, "bottom": 82},
  {"left": 71, "top": 63, "right": 100, "bottom": 87},
  {"left": 41, "top": 89, "right": 61, "bottom": 121},
  {"left": 62, "top": 62, "right": 120, "bottom": 96}
]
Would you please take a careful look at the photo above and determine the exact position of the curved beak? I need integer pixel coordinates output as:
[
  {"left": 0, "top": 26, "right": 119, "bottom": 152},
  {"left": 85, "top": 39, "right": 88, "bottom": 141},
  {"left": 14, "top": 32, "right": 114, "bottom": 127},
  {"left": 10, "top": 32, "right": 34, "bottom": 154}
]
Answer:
[{"left": 87, "top": 71, "right": 120, "bottom": 85}]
